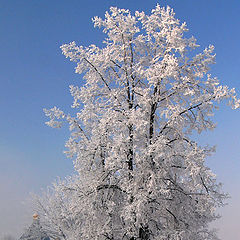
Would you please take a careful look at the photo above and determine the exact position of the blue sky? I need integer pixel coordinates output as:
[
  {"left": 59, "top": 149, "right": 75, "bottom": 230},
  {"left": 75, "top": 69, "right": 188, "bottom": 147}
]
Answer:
[{"left": 0, "top": 0, "right": 239, "bottom": 239}]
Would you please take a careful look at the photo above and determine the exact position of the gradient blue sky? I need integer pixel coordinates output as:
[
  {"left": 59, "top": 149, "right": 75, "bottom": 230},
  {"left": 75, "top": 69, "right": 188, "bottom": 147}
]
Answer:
[{"left": 0, "top": 0, "right": 239, "bottom": 239}]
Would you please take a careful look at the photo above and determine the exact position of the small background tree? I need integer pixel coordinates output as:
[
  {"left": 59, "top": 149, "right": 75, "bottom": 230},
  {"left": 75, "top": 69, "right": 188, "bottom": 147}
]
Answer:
[{"left": 1, "top": 235, "right": 15, "bottom": 240}]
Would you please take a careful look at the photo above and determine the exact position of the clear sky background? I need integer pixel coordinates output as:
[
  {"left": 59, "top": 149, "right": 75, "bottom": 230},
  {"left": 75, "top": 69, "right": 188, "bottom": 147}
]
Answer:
[{"left": 0, "top": 0, "right": 239, "bottom": 239}]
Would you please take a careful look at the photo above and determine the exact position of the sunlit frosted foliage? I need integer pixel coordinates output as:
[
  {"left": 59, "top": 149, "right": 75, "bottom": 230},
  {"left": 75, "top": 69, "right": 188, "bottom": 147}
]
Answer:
[{"left": 39, "top": 5, "right": 239, "bottom": 240}]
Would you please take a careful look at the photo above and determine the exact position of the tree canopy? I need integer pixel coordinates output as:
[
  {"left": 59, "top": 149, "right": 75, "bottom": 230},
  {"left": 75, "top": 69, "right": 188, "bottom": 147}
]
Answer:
[{"left": 37, "top": 5, "right": 239, "bottom": 240}]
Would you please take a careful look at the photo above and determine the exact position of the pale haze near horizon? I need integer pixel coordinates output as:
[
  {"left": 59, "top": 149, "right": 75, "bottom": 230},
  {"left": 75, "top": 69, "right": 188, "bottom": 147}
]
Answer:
[{"left": 0, "top": 0, "right": 239, "bottom": 239}]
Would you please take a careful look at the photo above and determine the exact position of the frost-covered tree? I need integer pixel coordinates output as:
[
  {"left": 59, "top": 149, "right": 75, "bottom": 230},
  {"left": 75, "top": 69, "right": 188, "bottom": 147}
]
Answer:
[
  {"left": 33, "top": 177, "right": 84, "bottom": 240},
  {"left": 18, "top": 214, "right": 50, "bottom": 240},
  {"left": 39, "top": 5, "right": 239, "bottom": 240}
]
